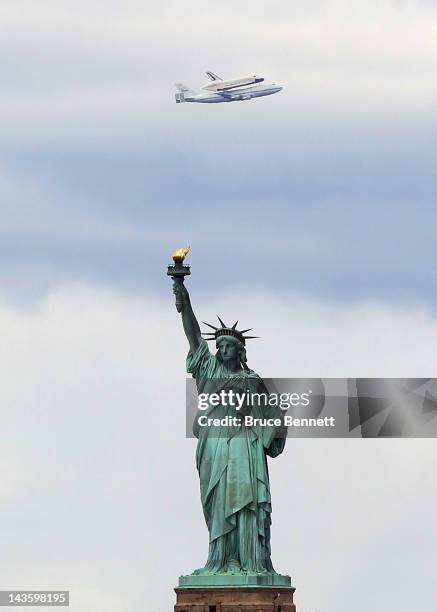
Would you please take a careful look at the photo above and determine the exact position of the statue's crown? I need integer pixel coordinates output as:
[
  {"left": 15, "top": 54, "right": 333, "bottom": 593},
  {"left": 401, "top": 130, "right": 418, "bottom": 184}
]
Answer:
[{"left": 201, "top": 317, "right": 258, "bottom": 345}]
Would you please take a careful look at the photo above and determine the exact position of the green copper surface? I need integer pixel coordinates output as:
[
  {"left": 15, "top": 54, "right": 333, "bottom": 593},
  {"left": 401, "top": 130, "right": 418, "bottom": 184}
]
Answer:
[
  {"left": 178, "top": 573, "right": 292, "bottom": 588},
  {"left": 172, "top": 276, "right": 290, "bottom": 585}
]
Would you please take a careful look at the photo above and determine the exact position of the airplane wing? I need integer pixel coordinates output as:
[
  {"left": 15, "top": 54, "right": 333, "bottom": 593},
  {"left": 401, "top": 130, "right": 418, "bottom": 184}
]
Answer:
[
  {"left": 206, "top": 71, "right": 222, "bottom": 81},
  {"left": 217, "top": 91, "right": 234, "bottom": 98},
  {"left": 218, "top": 90, "right": 253, "bottom": 101}
]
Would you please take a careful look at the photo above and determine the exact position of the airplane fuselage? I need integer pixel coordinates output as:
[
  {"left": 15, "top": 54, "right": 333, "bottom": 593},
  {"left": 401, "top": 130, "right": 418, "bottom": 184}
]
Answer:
[{"left": 176, "top": 83, "right": 282, "bottom": 104}]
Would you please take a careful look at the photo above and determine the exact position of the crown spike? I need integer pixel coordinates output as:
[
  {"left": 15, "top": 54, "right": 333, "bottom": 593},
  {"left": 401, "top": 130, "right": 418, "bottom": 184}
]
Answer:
[
  {"left": 201, "top": 317, "right": 257, "bottom": 344},
  {"left": 202, "top": 321, "right": 218, "bottom": 331}
]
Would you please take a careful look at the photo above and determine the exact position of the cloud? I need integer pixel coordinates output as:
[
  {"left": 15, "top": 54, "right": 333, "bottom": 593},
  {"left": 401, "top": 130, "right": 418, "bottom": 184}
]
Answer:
[
  {"left": 1, "top": 0, "right": 437, "bottom": 308},
  {"left": 1, "top": 284, "right": 436, "bottom": 610},
  {"left": 2, "top": 145, "right": 437, "bottom": 308},
  {"left": 1, "top": 0, "right": 437, "bottom": 145}
]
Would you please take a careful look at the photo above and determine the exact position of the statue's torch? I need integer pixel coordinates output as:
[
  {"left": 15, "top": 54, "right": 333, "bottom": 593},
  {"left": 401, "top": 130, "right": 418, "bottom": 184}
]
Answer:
[{"left": 167, "top": 247, "right": 191, "bottom": 313}]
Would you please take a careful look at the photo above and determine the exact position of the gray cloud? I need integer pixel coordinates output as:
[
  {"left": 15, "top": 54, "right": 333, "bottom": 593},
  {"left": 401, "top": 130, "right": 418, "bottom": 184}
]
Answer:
[
  {"left": 1, "top": 0, "right": 437, "bottom": 305},
  {"left": 2, "top": 0, "right": 437, "bottom": 143},
  {"left": 2, "top": 137, "right": 436, "bottom": 305}
]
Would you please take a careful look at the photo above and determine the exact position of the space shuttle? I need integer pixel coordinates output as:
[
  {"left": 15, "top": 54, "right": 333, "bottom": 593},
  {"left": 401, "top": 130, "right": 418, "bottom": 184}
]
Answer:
[
  {"left": 201, "top": 71, "right": 265, "bottom": 92},
  {"left": 175, "top": 71, "right": 282, "bottom": 104}
]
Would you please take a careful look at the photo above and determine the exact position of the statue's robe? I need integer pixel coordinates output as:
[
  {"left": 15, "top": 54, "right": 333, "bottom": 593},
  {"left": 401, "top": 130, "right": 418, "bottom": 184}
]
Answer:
[{"left": 187, "top": 339, "right": 286, "bottom": 574}]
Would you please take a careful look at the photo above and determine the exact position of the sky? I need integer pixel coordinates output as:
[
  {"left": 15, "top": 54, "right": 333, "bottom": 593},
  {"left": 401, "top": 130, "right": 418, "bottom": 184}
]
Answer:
[{"left": 1, "top": 1, "right": 437, "bottom": 611}]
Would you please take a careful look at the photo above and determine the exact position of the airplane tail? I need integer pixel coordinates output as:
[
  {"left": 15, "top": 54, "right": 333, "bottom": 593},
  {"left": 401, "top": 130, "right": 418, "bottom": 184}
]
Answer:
[{"left": 175, "top": 83, "right": 196, "bottom": 103}]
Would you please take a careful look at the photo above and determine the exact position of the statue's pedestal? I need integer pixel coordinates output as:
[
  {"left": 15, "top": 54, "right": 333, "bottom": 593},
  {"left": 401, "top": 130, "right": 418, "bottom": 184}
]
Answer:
[{"left": 174, "top": 586, "right": 296, "bottom": 612}]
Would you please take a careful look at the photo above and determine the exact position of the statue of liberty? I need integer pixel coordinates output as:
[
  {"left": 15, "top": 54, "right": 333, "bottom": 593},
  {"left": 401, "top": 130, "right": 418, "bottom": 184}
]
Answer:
[{"left": 171, "top": 264, "right": 288, "bottom": 580}]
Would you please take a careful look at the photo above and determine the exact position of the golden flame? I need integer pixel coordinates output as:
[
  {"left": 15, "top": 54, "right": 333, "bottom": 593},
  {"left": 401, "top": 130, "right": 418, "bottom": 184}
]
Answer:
[{"left": 172, "top": 246, "right": 190, "bottom": 263}]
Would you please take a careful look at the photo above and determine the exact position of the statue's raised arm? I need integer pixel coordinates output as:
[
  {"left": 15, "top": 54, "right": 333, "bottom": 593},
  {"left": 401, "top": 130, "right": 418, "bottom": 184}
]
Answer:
[
  {"left": 172, "top": 280, "right": 201, "bottom": 353},
  {"left": 166, "top": 246, "right": 201, "bottom": 353}
]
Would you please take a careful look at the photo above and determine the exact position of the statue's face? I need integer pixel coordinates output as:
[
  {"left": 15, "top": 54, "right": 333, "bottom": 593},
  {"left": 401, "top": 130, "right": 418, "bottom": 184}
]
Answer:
[{"left": 217, "top": 338, "right": 240, "bottom": 363}]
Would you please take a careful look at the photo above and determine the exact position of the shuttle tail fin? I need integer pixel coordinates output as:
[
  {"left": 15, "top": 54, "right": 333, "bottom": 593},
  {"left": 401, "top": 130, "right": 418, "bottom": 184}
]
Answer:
[{"left": 206, "top": 71, "right": 222, "bottom": 81}]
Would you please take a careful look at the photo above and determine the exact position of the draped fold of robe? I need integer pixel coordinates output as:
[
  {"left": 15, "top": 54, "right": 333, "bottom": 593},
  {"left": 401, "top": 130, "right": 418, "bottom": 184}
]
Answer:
[{"left": 187, "top": 339, "right": 286, "bottom": 575}]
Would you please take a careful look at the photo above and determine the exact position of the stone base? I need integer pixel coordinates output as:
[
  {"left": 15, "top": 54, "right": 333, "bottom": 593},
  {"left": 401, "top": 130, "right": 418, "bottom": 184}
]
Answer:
[{"left": 174, "top": 586, "right": 297, "bottom": 612}]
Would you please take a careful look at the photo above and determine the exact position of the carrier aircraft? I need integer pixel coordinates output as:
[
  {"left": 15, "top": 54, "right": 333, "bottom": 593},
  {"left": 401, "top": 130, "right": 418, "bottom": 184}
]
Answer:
[{"left": 175, "top": 71, "right": 282, "bottom": 104}]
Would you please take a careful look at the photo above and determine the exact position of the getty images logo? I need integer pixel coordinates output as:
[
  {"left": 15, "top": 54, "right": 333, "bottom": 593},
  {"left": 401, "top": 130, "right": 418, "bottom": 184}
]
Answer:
[{"left": 197, "top": 389, "right": 312, "bottom": 411}]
